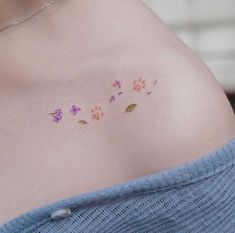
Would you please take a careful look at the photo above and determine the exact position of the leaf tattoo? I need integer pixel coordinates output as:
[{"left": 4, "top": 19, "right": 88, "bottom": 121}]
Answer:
[
  {"left": 125, "top": 104, "right": 137, "bottom": 112},
  {"left": 78, "top": 120, "right": 88, "bottom": 124}
]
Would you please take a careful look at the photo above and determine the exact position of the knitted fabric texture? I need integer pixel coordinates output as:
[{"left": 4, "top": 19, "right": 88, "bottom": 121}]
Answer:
[{"left": 1, "top": 138, "right": 235, "bottom": 233}]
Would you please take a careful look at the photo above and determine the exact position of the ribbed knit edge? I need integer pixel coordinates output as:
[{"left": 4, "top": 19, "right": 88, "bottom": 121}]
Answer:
[{"left": 1, "top": 137, "right": 235, "bottom": 233}]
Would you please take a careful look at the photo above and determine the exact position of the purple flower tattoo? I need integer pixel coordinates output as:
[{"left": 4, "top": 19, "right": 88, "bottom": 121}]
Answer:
[
  {"left": 113, "top": 80, "right": 121, "bottom": 88},
  {"left": 70, "top": 105, "right": 81, "bottom": 116},
  {"left": 109, "top": 95, "right": 116, "bottom": 102},
  {"left": 50, "top": 108, "right": 62, "bottom": 123},
  {"left": 153, "top": 79, "right": 158, "bottom": 85},
  {"left": 54, "top": 109, "right": 62, "bottom": 115},
  {"left": 53, "top": 115, "right": 62, "bottom": 123}
]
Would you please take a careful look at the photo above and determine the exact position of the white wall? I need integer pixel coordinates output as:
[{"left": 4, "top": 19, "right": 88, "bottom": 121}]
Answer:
[{"left": 144, "top": 0, "right": 235, "bottom": 93}]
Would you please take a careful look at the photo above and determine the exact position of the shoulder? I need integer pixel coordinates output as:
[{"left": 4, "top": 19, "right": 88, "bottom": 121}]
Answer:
[{"left": 105, "top": 43, "right": 235, "bottom": 171}]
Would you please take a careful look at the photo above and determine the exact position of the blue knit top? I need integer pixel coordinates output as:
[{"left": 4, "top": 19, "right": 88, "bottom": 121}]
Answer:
[{"left": 1, "top": 137, "right": 235, "bottom": 233}]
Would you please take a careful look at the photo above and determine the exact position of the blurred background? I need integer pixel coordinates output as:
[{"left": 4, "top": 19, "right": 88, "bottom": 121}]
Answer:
[{"left": 143, "top": 0, "right": 235, "bottom": 112}]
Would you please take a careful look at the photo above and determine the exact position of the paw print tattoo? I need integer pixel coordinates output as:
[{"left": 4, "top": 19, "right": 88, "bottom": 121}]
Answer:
[
  {"left": 49, "top": 78, "right": 158, "bottom": 124},
  {"left": 49, "top": 109, "right": 62, "bottom": 123},
  {"left": 133, "top": 78, "right": 146, "bottom": 92},
  {"left": 91, "top": 106, "right": 104, "bottom": 120}
]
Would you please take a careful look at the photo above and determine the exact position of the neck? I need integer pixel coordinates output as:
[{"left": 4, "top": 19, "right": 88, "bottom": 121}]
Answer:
[{"left": 0, "top": 0, "right": 162, "bottom": 89}]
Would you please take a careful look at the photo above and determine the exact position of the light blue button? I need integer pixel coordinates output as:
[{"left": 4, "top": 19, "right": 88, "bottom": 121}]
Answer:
[{"left": 51, "top": 208, "right": 72, "bottom": 220}]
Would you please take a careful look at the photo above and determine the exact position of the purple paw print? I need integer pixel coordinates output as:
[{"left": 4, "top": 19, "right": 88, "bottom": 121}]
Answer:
[
  {"left": 70, "top": 105, "right": 81, "bottom": 116},
  {"left": 50, "top": 109, "right": 62, "bottom": 123}
]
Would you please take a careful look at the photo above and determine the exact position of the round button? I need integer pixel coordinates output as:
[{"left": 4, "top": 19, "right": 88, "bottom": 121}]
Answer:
[{"left": 51, "top": 208, "right": 72, "bottom": 220}]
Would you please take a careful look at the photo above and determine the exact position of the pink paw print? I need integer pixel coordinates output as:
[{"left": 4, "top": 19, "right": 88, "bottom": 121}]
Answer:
[
  {"left": 133, "top": 78, "right": 146, "bottom": 92},
  {"left": 91, "top": 106, "right": 104, "bottom": 120}
]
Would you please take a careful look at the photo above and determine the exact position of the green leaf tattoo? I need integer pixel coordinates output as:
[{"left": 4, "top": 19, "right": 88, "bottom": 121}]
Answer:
[
  {"left": 78, "top": 120, "right": 88, "bottom": 124},
  {"left": 125, "top": 104, "right": 137, "bottom": 112}
]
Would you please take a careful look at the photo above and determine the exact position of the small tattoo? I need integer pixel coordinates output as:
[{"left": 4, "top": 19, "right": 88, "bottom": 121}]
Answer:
[
  {"left": 78, "top": 120, "right": 88, "bottom": 125},
  {"left": 125, "top": 104, "right": 137, "bottom": 112},
  {"left": 91, "top": 106, "right": 104, "bottom": 120},
  {"left": 49, "top": 77, "right": 156, "bottom": 124},
  {"left": 70, "top": 105, "right": 81, "bottom": 116},
  {"left": 113, "top": 80, "right": 121, "bottom": 88},
  {"left": 49, "top": 109, "right": 62, "bottom": 123},
  {"left": 133, "top": 78, "right": 146, "bottom": 92},
  {"left": 109, "top": 95, "right": 116, "bottom": 102}
]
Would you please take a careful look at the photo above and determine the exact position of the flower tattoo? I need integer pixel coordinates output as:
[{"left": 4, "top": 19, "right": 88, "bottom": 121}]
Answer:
[
  {"left": 113, "top": 80, "right": 121, "bottom": 88},
  {"left": 70, "top": 105, "right": 81, "bottom": 116},
  {"left": 49, "top": 77, "right": 158, "bottom": 124},
  {"left": 109, "top": 95, "right": 116, "bottom": 102},
  {"left": 50, "top": 109, "right": 62, "bottom": 123}
]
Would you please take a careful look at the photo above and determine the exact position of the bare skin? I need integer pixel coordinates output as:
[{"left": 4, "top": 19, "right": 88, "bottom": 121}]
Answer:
[{"left": 0, "top": 0, "right": 235, "bottom": 226}]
